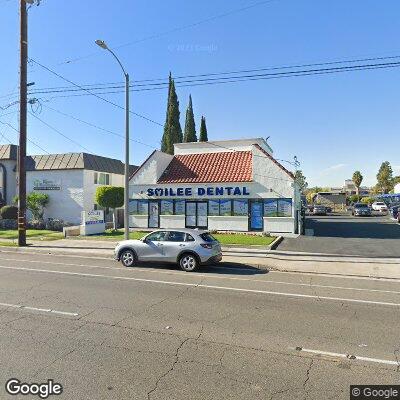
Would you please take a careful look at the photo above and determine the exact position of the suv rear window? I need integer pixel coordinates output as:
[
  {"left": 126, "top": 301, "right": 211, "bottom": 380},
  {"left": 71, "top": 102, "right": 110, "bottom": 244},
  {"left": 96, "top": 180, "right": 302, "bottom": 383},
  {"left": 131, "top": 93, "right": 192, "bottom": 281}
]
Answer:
[
  {"left": 355, "top": 203, "right": 368, "bottom": 208},
  {"left": 200, "top": 233, "right": 217, "bottom": 242}
]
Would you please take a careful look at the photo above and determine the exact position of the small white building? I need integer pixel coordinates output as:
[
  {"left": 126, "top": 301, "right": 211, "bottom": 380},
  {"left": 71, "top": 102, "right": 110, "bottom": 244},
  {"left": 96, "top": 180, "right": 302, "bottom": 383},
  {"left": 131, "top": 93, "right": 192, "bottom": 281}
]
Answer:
[
  {"left": 0, "top": 144, "right": 136, "bottom": 225},
  {"left": 129, "top": 138, "right": 301, "bottom": 236}
]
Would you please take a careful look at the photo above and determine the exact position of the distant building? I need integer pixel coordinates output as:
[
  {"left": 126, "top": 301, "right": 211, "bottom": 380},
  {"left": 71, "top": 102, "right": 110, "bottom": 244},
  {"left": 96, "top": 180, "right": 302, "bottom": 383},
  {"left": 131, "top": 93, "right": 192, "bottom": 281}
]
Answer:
[
  {"left": 315, "top": 191, "right": 347, "bottom": 210},
  {"left": 343, "top": 179, "right": 371, "bottom": 196},
  {"left": 0, "top": 144, "right": 137, "bottom": 224}
]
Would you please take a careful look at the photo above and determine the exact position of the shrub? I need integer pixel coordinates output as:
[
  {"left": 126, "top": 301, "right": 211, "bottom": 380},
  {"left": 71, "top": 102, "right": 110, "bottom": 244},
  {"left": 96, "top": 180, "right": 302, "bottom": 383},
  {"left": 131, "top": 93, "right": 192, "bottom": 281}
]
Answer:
[
  {"left": 27, "top": 221, "right": 46, "bottom": 230},
  {"left": 0, "top": 205, "right": 18, "bottom": 220},
  {"left": 46, "top": 219, "right": 71, "bottom": 232},
  {"left": 0, "top": 219, "right": 17, "bottom": 229},
  {"left": 95, "top": 186, "right": 124, "bottom": 230},
  {"left": 360, "top": 196, "right": 374, "bottom": 205}
]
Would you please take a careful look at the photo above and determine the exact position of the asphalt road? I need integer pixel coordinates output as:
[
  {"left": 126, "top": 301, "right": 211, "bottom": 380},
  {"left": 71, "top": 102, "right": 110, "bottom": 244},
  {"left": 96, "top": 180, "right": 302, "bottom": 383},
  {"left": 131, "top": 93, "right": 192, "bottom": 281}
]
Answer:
[
  {"left": 278, "top": 214, "right": 400, "bottom": 257},
  {"left": 1, "top": 251, "right": 400, "bottom": 399}
]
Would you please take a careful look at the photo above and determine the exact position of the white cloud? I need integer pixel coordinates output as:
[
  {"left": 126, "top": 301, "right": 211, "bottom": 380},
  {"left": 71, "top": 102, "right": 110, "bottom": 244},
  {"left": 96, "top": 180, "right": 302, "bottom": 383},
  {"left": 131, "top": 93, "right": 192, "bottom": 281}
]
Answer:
[{"left": 320, "top": 163, "right": 348, "bottom": 174}]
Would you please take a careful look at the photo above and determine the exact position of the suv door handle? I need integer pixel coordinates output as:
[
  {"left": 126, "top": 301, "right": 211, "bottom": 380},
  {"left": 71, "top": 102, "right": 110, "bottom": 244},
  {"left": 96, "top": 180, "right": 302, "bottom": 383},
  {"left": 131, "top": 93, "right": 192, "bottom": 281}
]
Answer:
[
  {"left": 157, "top": 243, "right": 164, "bottom": 246},
  {"left": 179, "top": 244, "right": 186, "bottom": 247}
]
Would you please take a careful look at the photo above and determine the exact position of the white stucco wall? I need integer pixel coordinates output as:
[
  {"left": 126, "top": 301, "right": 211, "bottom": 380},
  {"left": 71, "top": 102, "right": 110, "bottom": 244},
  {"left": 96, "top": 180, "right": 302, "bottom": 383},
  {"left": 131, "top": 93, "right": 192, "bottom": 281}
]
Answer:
[
  {"left": 83, "top": 170, "right": 125, "bottom": 213},
  {"left": 130, "top": 215, "right": 148, "bottom": 228},
  {"left": 0, "top": 159, "right": 17, "bottom": 205},
  {"left": 208, "top": 216, "right": 248, "bottom": 232},
  {"left": 130, "top": 151, "right": 173, "bottom": 189},
  {"left": 160, "top": 215, "right": 185, "bottom": 229},
  {"left": 174, "top": 138, "right": 273, "bottom": 155},
  {"left": 27, "top": 170, "right": 84, "bottom": 225}
]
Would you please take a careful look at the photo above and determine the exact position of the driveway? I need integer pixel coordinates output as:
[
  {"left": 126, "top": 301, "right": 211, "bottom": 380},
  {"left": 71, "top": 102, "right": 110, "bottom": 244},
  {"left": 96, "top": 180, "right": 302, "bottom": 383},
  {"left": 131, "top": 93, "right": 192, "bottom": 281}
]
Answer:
[{"left": 277, "top": 214, "right": 400, "bottom": 257}]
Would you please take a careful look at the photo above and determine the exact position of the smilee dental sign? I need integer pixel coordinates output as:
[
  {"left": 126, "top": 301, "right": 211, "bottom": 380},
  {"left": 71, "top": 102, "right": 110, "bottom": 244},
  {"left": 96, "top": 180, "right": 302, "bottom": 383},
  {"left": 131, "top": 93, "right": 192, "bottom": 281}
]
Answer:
[{"left": 146, "top": 186, "right": 250, "bottom": 197}]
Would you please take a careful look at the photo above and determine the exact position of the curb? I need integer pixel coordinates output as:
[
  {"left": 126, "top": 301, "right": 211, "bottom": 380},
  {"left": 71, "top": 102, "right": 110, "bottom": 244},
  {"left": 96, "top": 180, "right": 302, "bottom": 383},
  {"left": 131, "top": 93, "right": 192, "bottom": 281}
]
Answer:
[{"left": 269, "top": 236, "right": 283, "bottom": 250}]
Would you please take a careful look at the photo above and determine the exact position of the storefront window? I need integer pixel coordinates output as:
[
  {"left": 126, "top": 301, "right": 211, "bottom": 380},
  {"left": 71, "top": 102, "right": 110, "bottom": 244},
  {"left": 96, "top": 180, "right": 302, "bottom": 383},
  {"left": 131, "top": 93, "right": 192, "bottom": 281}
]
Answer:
[
  {"left": 208, "top": 200, "right": 220, "bottom": 216},
  {"left": 264, "top": 199, "right": 279, "bottom": 217},
  {"left": 161, "top": 200, "right": 174, "bottom": 215},
  {"left": 278, "top": 199, "right": 292, "bottom": 217},
  {"left": 174, "top": 200, "right": 185, "bottom": 215},
  {"left": 137, "top": 200, "right": 148, "bottom": 215},
  {"left": 129, "top": 200, "right": 138, "bottom": 214},
  {"left": 233, "top": 200, "right": 248, "bottom": 216},
  {"left": 219, "top": 200, "right": 232, "bottom": 216}
]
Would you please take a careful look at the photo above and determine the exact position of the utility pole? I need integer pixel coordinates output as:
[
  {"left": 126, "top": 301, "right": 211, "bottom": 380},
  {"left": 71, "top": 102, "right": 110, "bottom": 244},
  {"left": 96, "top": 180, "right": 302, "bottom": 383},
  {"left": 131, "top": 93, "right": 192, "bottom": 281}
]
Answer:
[
  {"left": 18, "top": 0, "right": 28, "bottom": 246},
  {"left": 124, "top": 72, "right": 130, "bottom": 241}
]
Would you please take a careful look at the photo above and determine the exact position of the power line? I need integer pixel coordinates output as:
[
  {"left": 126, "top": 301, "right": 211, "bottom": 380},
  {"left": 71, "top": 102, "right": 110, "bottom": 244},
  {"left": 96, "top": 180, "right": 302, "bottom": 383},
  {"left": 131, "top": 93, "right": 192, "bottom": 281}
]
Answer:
[
  {"left": 2, "top": 53, "right": 400, "bottom": 102},
  {"left": 28, "top": 111, "right": 93, "bottom": 153},
  {"left": 22, "top": 54, "right": 400, "bottom": 96},
  {"left": 41, "top": 103, "right": 158, "bottom": 150},
  {"left": 29, "top": 58, "right": 164, "bottom": 127},
  {"left": 32, "top": 60, "right": 400, "bottom": 101},
  {"left": 58, "top": 0, "right": 280, "bottom": 66},
  {"left": 0, "top": 119, "right": 50, "bottom": 154}
]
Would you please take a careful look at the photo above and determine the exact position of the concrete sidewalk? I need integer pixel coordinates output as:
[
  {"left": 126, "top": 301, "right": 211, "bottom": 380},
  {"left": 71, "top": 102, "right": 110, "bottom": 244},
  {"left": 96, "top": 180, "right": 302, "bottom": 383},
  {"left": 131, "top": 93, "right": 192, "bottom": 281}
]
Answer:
[{"left": 1, "top": 238, "right": 400, "bottom": 279}]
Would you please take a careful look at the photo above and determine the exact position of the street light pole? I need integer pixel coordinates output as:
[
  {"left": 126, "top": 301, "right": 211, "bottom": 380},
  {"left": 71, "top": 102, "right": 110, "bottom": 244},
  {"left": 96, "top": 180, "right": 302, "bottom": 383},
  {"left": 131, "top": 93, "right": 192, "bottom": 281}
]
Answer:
[{"left": 95, "top": 40, "right": 130, "bottom": 241}]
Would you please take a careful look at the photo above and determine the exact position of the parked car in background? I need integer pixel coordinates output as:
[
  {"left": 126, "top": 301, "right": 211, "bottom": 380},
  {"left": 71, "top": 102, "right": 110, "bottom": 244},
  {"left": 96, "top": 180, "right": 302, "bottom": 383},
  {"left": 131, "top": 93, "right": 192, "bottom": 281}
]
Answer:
[
  {"left": 390, "top": 205, "right": 399, "bottom": 220},
  {"left": 352, "top": 203, "right": 372, "bottom": 217},
  {"left": 114, "top": 228, "right": 222, "bottom": 272},
  {"left": 313, "top": 205, "right": 327, "bottom": 216},
  {"left": 372, "top": 201, "right": 388, "bottom": 213}
]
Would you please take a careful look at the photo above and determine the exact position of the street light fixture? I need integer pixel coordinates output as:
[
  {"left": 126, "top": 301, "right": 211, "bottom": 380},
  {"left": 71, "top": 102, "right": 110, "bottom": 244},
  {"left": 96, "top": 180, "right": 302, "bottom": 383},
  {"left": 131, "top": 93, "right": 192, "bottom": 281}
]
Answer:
[{"left": 95, "top": 39, "right": 130, "bottom": 241}]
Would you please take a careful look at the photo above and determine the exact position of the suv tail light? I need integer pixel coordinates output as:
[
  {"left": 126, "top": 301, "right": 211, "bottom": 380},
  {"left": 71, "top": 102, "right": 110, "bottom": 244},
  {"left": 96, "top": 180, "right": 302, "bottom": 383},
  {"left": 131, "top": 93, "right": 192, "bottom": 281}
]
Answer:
[{"left": 200, "top": 243, "right": 213, "bottom": 249}]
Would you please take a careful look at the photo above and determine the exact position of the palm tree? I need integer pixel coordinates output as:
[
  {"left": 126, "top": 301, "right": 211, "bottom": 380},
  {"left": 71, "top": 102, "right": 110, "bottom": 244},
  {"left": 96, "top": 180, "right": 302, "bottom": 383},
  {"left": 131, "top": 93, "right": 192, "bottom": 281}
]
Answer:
[{"left": 352, "top": 171, "right": 363, "bottom": 199}]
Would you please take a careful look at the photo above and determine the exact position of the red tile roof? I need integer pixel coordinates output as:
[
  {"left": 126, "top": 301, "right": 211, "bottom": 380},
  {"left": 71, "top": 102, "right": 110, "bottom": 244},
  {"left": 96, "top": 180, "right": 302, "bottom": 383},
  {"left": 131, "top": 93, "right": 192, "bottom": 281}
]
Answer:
[{"left": 158, "top": 151, "right": 253, "bottom": 184}]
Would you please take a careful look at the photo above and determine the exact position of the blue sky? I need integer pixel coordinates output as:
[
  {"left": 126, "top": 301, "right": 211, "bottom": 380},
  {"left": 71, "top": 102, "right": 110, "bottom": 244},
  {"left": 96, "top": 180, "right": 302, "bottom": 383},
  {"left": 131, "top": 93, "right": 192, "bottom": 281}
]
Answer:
[{"left": 1, "top": 0, "right": 399, "bottom": 187}]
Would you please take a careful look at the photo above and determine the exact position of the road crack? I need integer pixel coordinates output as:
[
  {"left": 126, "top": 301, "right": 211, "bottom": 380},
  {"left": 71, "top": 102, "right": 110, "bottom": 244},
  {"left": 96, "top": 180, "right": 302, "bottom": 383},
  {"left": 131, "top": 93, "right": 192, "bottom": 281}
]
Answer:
[
  {"left": 146, "top": 337, "right": 190, "bottom": 400},
  {"left": 303, "top": 358, "right": 314, "bottom": 399}
]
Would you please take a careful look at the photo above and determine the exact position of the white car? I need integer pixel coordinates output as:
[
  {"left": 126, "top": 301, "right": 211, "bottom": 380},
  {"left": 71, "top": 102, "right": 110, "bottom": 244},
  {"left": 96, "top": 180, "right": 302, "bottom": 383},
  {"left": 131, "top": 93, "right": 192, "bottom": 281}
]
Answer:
[
  {"left": 371, "top": 202, "right": 388, "bottom": 212},
  {"left": 114, "top": 228, "right": 222, "bottom": 272}
]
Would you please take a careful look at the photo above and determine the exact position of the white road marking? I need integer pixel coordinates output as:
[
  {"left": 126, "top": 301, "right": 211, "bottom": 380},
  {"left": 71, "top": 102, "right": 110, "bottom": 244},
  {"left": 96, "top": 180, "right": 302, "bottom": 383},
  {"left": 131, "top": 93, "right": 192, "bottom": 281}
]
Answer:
[
  {"left": 3, "top": 249, "right": 400, "bottom": 283},
  {"left": 0, "top": 264, "right": 400, "bottom": 307},
  {"left": 290, "top": 347, "right": 399, "bottom": 366},
  {"left": 0, "top": 302, "right": 78, "bottom": 316},
  {"left": 1, "top": 258, "right": 399, "bottom": 295}
]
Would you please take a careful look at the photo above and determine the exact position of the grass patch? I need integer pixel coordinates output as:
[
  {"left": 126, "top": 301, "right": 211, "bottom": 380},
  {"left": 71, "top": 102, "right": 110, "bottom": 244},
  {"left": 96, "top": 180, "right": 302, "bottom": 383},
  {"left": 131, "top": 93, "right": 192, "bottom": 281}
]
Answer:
[
  {"left": 212, "top": 233, "right": 275, "bottom": 246},
  {"left": 79, "top": 229, "right": 148, "bottom": 241},
  {"left": 80, "top": 229, "right": 275, "bottom": 246},
  {"left": 0, "top": 241, "right": 17, "bottom": 247},
  {"left": 0, "top": 229, "right": 63, "bottom": 241}
]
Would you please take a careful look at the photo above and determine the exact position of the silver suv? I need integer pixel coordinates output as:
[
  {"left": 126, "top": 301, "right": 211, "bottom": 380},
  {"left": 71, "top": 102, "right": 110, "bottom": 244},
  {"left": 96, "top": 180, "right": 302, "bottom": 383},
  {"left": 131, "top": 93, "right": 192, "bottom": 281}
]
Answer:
[{"left": 114, "top": 228, "right": 222, "bottom": 272}]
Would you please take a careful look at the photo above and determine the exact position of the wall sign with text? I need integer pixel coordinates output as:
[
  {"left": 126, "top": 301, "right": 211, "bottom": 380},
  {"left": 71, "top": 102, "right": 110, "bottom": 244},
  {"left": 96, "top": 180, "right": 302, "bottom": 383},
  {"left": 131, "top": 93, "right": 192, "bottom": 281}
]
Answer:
[{"left": 146, "top": 186, "right": 250, "bottom": 197}]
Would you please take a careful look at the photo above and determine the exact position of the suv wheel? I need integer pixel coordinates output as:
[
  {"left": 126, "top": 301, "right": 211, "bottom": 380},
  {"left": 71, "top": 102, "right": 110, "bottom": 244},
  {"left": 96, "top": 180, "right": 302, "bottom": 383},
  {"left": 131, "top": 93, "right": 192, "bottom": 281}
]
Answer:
[
  {"left": 179, "top": 253, "right": 199, "bottom": 272},
  {"left": 120, "top": 249, "right": 137, "bottom": 267}
]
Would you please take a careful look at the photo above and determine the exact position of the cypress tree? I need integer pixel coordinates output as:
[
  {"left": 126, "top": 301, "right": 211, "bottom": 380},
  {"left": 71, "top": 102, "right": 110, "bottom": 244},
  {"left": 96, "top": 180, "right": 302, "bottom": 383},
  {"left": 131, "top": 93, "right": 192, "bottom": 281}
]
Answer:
[
  {"left": 161, "top": 74, "right": 182, "bottom": 154},
  {"left": 161, "top": 73, "right": 173, "bottom": 153},
  {"left": 183, "top": 95, "right": 197, "bottom": 142},
  {"left": 199, "top": 116, "right": 208, "bottom": 142}
]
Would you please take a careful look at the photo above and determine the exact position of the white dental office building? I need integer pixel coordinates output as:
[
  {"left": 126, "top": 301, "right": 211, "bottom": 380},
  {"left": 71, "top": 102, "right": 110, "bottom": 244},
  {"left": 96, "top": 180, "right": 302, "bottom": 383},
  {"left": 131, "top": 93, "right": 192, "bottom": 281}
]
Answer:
[{"left": 129, "top": 138, "right": 301, "bottom": 236}]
